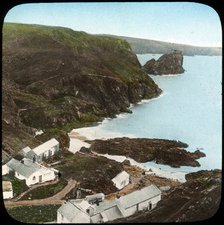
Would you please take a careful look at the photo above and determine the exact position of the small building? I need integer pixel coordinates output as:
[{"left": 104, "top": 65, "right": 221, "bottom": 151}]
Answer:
[
  {"left": 112, "top": 171, "right": 130, "bottom": 190},
  {"left": 118, "top": 184, "right": 162, "bottom": 217},
  {"left": 2, "top": 164, "right": 9, "bottom": 176},
  {"left": 57, "top": 184, "right": 161, "bottom": 223},
  {"left": 26, "top": 138, "right": 59, "bottom": 163},
  {"left": 57, "top": 198, "right": 123, "bottom": 223},
  {"left": 2, "top": 153, "right": 11, "bottom": 176},
  {"left": 6, "top": 158, "right": 57, "bottom": 186},
  {"left": 3, "top": 181, "right": 13, "bottom": 199}
]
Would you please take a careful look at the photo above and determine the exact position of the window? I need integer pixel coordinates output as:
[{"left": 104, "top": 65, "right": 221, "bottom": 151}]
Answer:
[{"left": 33, "top": 176, "right": 36, "bottom": 181}]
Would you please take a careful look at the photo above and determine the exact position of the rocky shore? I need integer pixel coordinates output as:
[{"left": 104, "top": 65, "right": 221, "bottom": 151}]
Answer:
[
  {"left": 87, "top": 137, "right": 206, "bottom": 168},
  {"left": 143, "top": 50, "right": 185, "bottom": 75}
]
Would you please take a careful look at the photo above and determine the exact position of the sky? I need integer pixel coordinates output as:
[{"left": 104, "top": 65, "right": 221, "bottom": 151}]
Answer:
[{"left": 4, "top": 2, "right": 222, "bottom": 47}]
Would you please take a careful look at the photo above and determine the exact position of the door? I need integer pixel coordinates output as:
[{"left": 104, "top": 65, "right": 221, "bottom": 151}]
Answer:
[
  {"left": 39, "top": 175, "right": 42, "bottom": 182},
  {"left": 148, "top": 202, "right": 152, "bottom": 210}
]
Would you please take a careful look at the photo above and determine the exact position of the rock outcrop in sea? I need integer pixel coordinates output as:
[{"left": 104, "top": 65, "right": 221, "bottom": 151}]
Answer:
[{"left": 143, "top": 50, "right": 185, "bottom": 75}]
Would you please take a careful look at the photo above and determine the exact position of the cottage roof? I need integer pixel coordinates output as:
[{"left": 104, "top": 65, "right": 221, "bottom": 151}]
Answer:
[
  {"left": 93, "top": 199, "right": 118, "bottom": 214},
  {"left": 21, "top": 146, "right": 31, "bottom": 154},
  {"left": 32, "top": 138, "right": 59, "bottom": 155},
  {"left": 58, "top": 200, "right": 89, "bottom": 221},
  {"left": 3, "top": 181, "right": 12, "bottom": 192},
  {"left": 118, "top": 184, "right": 161, "bottom": 209},
  {"left": 7, "top": 158, "right": 52, "bottom": 178},
  {"left": 112, "top": 171, "right": 130, "bottom": 184}
]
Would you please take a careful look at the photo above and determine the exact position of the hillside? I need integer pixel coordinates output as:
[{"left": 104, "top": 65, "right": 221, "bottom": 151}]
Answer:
[
  {"left": 2, "top": 23, "right": 161, "bottom": 158},
  {"left": 101, "top": 35, "right": 222, "bottom": 56},
  {"left": 114, "top": 169, "right": 221, "bottom": 223}
]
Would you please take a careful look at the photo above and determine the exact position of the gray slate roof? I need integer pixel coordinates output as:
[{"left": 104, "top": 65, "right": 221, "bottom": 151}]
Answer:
[
  {"left": 6, "top": 158, "right": 47, "bottom": 178},
  {"left": 58, "top": 200, "right": 88, "bottom": 222},
  {"left": 32, "top": 138, "right": 59, "bottom": 155},
  {"left": 118, "top": 184, "right": 161, "bottom": 209}
]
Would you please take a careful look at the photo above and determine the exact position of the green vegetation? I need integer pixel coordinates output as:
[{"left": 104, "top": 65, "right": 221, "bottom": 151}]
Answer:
[
  {"left": 13, "top": 92, "right": 49, "bottom": 107},
  {"left": 3, "top": 173, "right": 29, "bottom": 198},
  {"left": 6, "top": 204, "right": 60, "bottom": 223},
  {"left": 106, "top": 34, "right": 222, "bottom": 56},
  {"left": 20, "top": 178, "right": 68, "bottom": 200},
  {"left": 58, "top": 117, "right": 100, "bottom": 132}
]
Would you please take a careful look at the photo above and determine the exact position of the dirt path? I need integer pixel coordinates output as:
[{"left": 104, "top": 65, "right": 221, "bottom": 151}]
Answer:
[{"left": 4, "top": 179, "right": 77, "bottom": 207}]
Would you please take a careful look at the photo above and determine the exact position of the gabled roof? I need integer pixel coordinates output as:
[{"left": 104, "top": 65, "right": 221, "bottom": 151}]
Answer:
[
  {"left": 58, "top": 200, "right": 89, "bottom": 222},
  {"left": 112, "top": 171, "right": 130, "bottom": 184},
  {"left": 21, "top": 146, "right": 31, "bottom": 154},
  {"left": 32, "top": 138, "right": 59, "bottom": 155},
  {"left": 118, "top": 184, "right": 161, "bottom": 209},
  {"left": 7, "top": 158, "right": 52, "bottom": 178}
]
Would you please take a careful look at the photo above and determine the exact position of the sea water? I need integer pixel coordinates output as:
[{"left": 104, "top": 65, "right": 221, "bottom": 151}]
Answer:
[{"left": 94, "top": 54, "right": 222, "bottom": 173}]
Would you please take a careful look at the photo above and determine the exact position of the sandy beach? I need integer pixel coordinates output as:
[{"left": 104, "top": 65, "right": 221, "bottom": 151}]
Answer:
[{"left": 68, "top": 126, "right": 186, "bottom": 183}]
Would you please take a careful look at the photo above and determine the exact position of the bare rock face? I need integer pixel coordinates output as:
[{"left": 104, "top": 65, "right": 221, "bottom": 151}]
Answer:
[
  {"left": 88, "top": 137, "right": 205, "bottom": 168},
  {"left": 143, "top": 50, "right": 185, "bottom": 75}
]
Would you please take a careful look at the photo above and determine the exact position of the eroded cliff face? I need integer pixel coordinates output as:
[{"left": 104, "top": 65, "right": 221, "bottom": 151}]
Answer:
[
  {"left": 143, "top": 50, "right": 185, "bottom": 75},
  {"left": 2, "top": 23, "right": 161, "bottom": 155}
]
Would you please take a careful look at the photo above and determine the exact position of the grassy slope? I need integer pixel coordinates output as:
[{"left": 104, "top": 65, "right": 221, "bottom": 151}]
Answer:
[
  {"left": 102, "top": 35, "right": 222, "bottom": 55},
  {"left": 2, "top": 23, "right": 161, "bottom": 155}
]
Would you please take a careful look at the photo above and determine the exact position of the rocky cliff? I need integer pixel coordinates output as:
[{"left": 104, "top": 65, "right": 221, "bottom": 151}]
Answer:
[
  {"left": 2, "top": 23, "right": 161, "bottom": 157},
  {"left": 143, "top": 50, "right": 185, "bottom": 75}
]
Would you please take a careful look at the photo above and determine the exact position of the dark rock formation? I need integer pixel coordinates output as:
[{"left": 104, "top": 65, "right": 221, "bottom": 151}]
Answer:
[
  {"left": 143, "top": 50, "right": 185, "bottom": 75},
  {"left": 87, "top": 137, "right": 206, "bottom": 168},
  {"left": 114, "top": 169, "right": 221, "bottom": 223},
  {"left": 2, "top": 23, "right": 161, "bottom": 156}
]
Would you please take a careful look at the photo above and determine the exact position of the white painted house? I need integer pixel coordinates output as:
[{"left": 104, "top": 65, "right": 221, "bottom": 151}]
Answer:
[
  {"left": 112, "top": 171, "right": 130, "bottom": 190},
  {"left": 118, "top": 184, "right": 162, "bottom": 217},
  {"left": 25, "top": 138, "right": 60, "bottom": 163},
  {"left": 2, "top": 164, "right": 10, "bottom": 176},
  {"left": 6, "top": 158, "right": 57, "bottom": 186},
  {"left": 57, "top": 184, "right": 161, "bottom": 223},
  {"left": 3, "top": 181, "right": 13, "bottom": 199}
]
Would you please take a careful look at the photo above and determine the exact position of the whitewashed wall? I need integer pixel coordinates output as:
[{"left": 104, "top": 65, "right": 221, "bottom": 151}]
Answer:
[
  {"left": 2, "top": 164, "right": 9, "bottom": 175},
  {"left": 3, "top": 190, "right": 13, "bottom": 199},
  {"left": 123, "top": 205, "right": 137, "bottom": 217},
  {"left": 26, "top": 170, "right": 56, "bottom": 186}
]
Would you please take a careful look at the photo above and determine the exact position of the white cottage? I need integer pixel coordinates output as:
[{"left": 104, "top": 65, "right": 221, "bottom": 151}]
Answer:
[
  {"left": 26, "top": 138, "right": 59, "bottom": 162},
  {"left": 2, "top": 181, "right": 13, "bottom": 199},
  {"left": 2, "top": 164, "right": 9, "bottom": 176},
  {"left": 6, "top": 158, "right": 57, "bottom": 186},
  {"left": 57, "top": 184, "right": 161, "bottom": 223},
  {"left": 57, "top": 198, "right": 123, "bottom": 223},
  {"left": 118, "top": 184, "right": 162, "bottom": 217},
  {"left": 112, "top": 171, "right": 130, "bottom": 190}
]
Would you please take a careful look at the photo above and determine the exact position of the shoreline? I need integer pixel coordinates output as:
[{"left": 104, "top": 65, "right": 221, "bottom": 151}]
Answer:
[{"left": 68, "top": 126, "right": 187, "bottom": 183}]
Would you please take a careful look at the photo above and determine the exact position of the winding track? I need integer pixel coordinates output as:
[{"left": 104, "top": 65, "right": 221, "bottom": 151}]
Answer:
[{"left": 4, "top": 179, "right": 77, "bottom": 207}]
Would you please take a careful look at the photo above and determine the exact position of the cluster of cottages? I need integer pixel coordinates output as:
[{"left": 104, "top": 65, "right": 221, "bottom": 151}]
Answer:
[
  {"left": 57, "top": 184, "right": 161, "bottom": 223},
  {"left": 2, "top": 137, "right": 162, "bottom": 223},
  {"left": 2, "top": 138, "right": 60, "bottom": 199}
]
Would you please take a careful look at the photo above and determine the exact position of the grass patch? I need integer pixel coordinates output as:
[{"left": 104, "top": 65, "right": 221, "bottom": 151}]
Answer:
[
  {"left": 6, "top": 204, "right": 61, "bottom": 223},
  {"left": 21, "top": 178, "right": 68, "bottom": 200}
]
